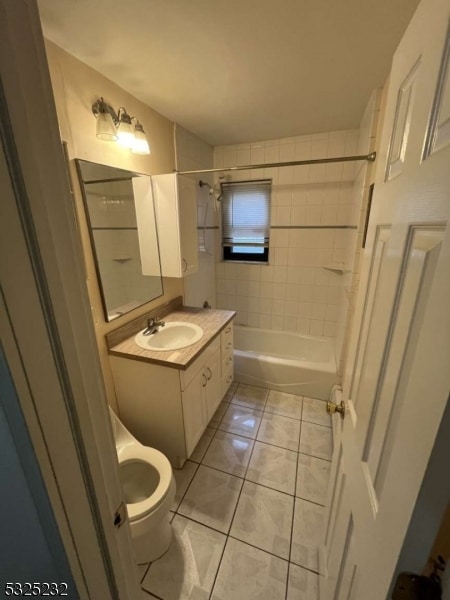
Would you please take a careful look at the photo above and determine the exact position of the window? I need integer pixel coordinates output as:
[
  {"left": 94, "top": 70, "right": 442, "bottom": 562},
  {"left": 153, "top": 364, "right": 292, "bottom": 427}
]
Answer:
[{"left": 221, "top": 179, "right": 271, "bottom": 263}]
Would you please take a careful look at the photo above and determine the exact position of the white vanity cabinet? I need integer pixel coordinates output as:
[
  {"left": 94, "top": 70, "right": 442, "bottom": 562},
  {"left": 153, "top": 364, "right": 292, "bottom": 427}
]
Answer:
[
  {"left": 152, "top": 173, "right": 198, "bottom": 277},
  {"left": 109, "top": 322, "right": 233, "bottom": 468},
  {"left": 179, "top": 339, "right": 221, "bottom": 456}
]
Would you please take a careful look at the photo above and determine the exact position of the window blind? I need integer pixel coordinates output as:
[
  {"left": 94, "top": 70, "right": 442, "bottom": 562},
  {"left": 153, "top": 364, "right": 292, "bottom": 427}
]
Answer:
[{"left": 221, "top": 180, "right": 271, "bottom": 250}]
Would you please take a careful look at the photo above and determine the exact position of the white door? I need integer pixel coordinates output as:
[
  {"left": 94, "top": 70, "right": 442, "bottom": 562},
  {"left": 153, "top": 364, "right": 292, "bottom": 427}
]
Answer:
[{"left": 321, "top": 0, "right": 450, "bottom": 597}]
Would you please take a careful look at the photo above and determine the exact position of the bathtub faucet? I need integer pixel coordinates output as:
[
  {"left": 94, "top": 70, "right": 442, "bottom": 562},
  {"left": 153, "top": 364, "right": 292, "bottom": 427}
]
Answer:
[{"left": 142, "top": 317, "right": 165, "bottom": 335}]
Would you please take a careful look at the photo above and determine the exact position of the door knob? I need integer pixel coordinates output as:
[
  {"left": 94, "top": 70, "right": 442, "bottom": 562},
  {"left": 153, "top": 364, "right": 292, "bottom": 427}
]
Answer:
[{"left": 327, "top": 399, "right": 345, "bottom": 419}]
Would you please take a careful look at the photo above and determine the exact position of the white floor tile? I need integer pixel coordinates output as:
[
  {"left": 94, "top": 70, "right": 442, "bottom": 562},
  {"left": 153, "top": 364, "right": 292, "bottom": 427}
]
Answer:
[
  {"left": 208, "top": 401, "right": 228, "bottom": 428},
  {"left": 171, "top": 460, "right": 198, "bottom": 511},
  {"left": 247, "top": 441, "right": 297, "bottom": 495},
  {"left": 211, "top": 538, "right": 288, "bottom": 600},
  {"left": 202, "top": 430, "right": 254, "bottom": 477},
  {"left": 257, "top": 413, "right": 301, "bottom": 451},
  {"left": 231, "top": 383, "right": 269, "bottom": 410},
  {"left": 265, "top": 390, "right": 303, "bottom": 420},
  {"left": 223, "top": 380, "right": 238, "bottom": 402},
  {"left": 291, "top": 498, "right": 325, "bottom": 572},
  {"left": 190, "top": 427, "right": 215, "bottom": 463},
  {"left": 296, "top": 453, "right": 331, "bottom": 505},
  {"left": 299, "top": 421, "right": 333, "bottom": 460},
  {"left": 219, "top": 404, "right": 263, "bottom": 439},
  {"left": 287, "top": 563, "right": 319, "bottom": 600},
  {"left": 230, "top": 481, "right": 294, "bottom": 559},
  {"left": 142, "top": 515, "right": 226, "bottom": 600},
  {"left": 302, "top": 396, "right": 332, "bottom": 427},
  {"left": 140, "top": 383, "right": 331, "bottom": 598},
  {"left": 178, "top": 465, "right": 243, "bottom": 533}
]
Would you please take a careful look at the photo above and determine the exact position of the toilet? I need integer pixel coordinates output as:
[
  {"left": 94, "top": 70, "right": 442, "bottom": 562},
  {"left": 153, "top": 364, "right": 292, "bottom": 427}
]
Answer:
[{"left": 110, "top": 408, "right": 176, "bottom": 563}]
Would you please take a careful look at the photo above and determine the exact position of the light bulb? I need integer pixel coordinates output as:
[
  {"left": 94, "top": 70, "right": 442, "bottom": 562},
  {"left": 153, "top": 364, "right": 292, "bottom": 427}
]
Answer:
[
  {"left": 96, "top": 111, "right": 117, "bottom": 141},
  {"left": 117, "top": 108, "right": 134, "bottom": 148},
  {"left": 132, "top": 121, "right": 150, "bottom": 154}
]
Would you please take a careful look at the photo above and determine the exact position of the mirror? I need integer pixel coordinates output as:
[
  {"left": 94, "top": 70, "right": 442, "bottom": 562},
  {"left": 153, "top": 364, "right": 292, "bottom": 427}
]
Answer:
[{"left": 76, "top": 159, "right": 163, "bottom": 322}]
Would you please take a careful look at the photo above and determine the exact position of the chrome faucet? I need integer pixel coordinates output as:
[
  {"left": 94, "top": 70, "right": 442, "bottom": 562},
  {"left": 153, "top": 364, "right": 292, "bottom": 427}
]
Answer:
[{"left": 142, "top": 317, "right": 165, "bottom": 336}]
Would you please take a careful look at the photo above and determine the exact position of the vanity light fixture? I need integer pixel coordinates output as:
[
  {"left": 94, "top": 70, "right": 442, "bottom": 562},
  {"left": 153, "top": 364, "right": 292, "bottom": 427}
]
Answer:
[{"left": 92, "top": 97, "right": 151, "bottom": 155}]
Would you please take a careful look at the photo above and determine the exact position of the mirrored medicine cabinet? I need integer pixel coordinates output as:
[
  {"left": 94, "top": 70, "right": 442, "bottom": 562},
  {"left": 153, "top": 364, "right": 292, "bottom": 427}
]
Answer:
[{"left": 75, "top": 159, "right": 163, "bottom": 322}]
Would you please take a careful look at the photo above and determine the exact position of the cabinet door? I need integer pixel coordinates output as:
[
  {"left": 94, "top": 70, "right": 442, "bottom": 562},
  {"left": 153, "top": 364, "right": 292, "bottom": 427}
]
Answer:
[
  {"left": 205, "top": 347, "right": 222, "bottom": 422},
  {"left": 182, "top": 367, "right": 207, "bottom": 457},
  {"left": 177, "top": 175, "right": 198, "bottom": 276},
  {"left": 152, "top": 174, "right": 198, "bottom": 277}
]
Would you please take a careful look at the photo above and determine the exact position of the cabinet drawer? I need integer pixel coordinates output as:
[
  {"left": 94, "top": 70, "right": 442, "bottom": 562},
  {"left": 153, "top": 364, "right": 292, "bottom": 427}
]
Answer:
[
  {"left": 222, "top": 368, "right": 234, "bottom": 397},
  {"left": 221, "top": 323, "right": 233, "bottom": 352},
  {"left": 223, "top": 350, "right": 233, "bottom": 371},
  {"left": 180, "top": 336, "right": 220, "bottom": 391}
]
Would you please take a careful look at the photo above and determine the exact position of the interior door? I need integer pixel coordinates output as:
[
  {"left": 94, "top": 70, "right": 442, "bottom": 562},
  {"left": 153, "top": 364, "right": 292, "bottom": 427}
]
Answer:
[{"left": 320, "top": 0, "right": 450, "bottom": 597}]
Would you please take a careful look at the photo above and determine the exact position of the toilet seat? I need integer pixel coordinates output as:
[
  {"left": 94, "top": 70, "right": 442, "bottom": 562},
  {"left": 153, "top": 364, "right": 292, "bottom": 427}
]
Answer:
[{"left": 117, "top": 444, "right": 173, "bottom": 522}]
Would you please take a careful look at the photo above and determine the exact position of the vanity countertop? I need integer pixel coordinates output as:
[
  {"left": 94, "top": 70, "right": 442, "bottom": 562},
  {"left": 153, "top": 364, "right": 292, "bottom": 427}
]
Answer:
[{"left": 108, "top": 306, "right": 235, "bottom": 370}]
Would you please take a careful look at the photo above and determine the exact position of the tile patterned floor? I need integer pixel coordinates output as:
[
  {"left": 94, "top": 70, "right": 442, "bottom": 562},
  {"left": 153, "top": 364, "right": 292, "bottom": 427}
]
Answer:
[{"left": 140, "top": 382, "right": 332, "bottom": 600}]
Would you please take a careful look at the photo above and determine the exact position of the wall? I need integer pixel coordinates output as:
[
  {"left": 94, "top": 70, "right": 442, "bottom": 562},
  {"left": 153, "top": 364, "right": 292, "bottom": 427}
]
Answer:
[
  {"left": 44, "top": 41, "right": 184, "bottom": 410},
  {"left": 175, "top": 124, "right": 217, "bottom": 308},
  {"left": 214, "top": 130, "right": 361, "bottom": 356},
  {"left": 336, "top": 89, "right": 383, "bottom": 372},
  {"left": 341, "top": 87, "right": 385, "bottom": 383}
]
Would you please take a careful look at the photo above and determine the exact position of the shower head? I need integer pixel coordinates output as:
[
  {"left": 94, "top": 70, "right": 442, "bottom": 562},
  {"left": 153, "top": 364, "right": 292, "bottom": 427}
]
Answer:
[
  {"left": 199, "top": 179, "right": 222, "bottom": 201},
  {"left": 199, "top": 180, "right": 213, "bottom": 194}
]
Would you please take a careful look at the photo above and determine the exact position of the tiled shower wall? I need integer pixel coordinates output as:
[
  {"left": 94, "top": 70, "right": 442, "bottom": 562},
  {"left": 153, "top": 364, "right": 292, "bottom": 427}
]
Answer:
[{"left": 214, "top": 130, "right": 361, "bottom": 343}]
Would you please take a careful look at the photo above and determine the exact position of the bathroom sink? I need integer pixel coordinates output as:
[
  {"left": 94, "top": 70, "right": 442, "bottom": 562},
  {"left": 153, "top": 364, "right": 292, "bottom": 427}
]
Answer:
[{"left": 134, "top": 321, "right": 204, "bottom": 351}]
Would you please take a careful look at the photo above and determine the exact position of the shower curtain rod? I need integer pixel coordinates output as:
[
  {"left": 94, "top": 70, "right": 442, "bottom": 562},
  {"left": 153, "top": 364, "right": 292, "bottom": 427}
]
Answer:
[{"left": 174, "top": 151, "right": 376, "bottom": 175}]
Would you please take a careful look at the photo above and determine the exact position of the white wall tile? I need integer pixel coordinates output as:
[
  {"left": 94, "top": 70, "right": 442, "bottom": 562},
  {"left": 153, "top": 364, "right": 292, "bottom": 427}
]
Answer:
[
  {"left": 249, "top": 297, "right": 260, "bottom": 313},
  {"left": 283, "top": 316, "right": 297, "bottom": 330},
  {"left": 248, "top": 265, "right": 262, "bottom": 281},
  {"left": 260, "top": 265, "right": 275, "bottom": 282},
  {"left": 248, "top": 281, "right": 261, "bottom": 297},
  {"left": 312, "top": 285, "right": 328, "bottom": 303},
  {"left": 297, "top": 318, "right": 310, "bottom": 334},
  {"left": 251, "top": 146, "right": 265, "bottom": 164},
  {"left": 310, "top": 303, "right": 326, "bottom": 320},
  {"left": 295, "top": 140, "right": 311, "bottom": 160},
  {"left": 272, "top": 299, "right": 285, "bottom": 315},
  {"left": 305, "top": 206, "right": 322, "bottom": 225},
  {"left": 293, "top": 165, "right": 310, "bottom": 185},
  {"left": 298, "top": 302, "right": 312, "bottom": 318},
  {"left": 213, "top": 128, "right": 363, "bottom": 338},
  {"left": 265, "top": 145, "right": 280, "bottom": 163},
  {"left": 237, "top": 149, "right": 251, "bottom": 164},
  {"left": 260, "top": 282, "right": 274, "bottom": 298},
  {"left": 259, "top": 298, "right": 273, "bottom": 314},
  {"left": 271, "top": 315, "right": 284, "bottom": 330},
  {"left": 280, "top": 143, "right": 295, "bottom": 162},
  {"left": 290, "top": 206, "right": 306, "bottom": 225},
  {"left": 238, "top": 280, "right": 249, "bottom": 296},
  {"left": 247, "top": 312, "right": 260, "bottom": 327},
  {"left": 309, "top": 320, "right": 324, "bottom": 336},
  {"left": 273, "top": 284, "right": 287, "bottom": 301}
]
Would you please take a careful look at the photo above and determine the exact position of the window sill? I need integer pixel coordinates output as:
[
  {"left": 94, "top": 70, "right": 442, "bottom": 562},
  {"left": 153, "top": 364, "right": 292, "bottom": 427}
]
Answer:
[{"left": 220, "top": 260, "right": 269, "bottom": 265}]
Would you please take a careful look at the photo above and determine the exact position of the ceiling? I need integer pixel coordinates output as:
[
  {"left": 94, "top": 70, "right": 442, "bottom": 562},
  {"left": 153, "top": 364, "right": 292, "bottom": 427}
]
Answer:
[{"left": 37, "top": 0, "right": 420, "bottom": 147}]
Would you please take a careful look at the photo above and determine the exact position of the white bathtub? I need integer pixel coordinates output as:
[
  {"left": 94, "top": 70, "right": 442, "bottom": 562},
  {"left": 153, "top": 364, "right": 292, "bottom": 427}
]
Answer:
[{"left": 233, "top": 325, "right": 338, "bottom": 400}]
